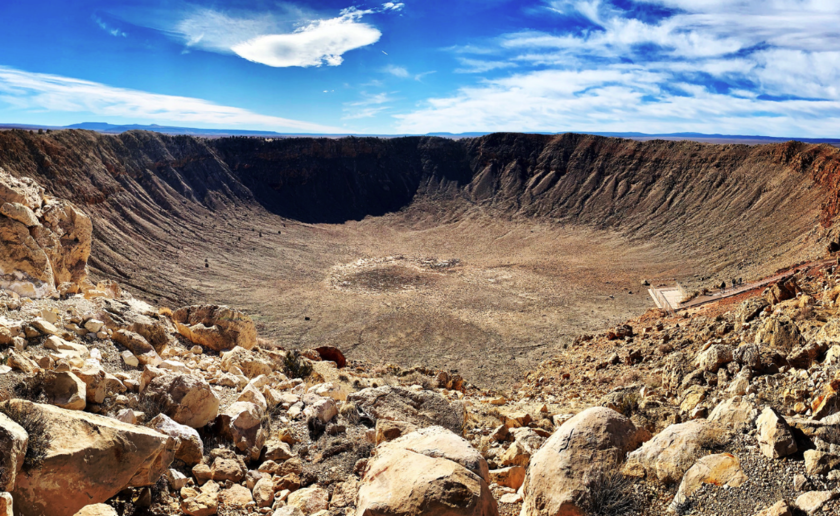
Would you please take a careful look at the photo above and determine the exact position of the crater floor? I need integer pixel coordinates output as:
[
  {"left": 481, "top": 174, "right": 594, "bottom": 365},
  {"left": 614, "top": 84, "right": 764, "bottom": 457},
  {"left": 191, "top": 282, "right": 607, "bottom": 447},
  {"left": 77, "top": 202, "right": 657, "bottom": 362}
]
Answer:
[{"left": 140, "top": 200, "right": 696, "bottom": 388}]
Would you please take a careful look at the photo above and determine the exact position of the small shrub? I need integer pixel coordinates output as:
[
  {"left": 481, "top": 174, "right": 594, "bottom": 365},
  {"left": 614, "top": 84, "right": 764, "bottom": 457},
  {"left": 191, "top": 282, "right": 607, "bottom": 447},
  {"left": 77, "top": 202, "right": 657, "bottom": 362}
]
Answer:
[
  {"left": 0, "top": 402, "right": 50, "bottom": 471},
  {"left": 339, "top": 401, "right": 361, "bottom": 425},
  {"left": 139, "top": 393, "right": 169, "bottom": 421},
  {"left": 13, "top": 375, "right": 46, "bottom": 404},
  {"left": 260, "top": 410, "right": 272, "bottom": 436},
  {"left": 307, "top": 416, "right": 326, "bottom": 439},
  {"left": 150, "top": 474, "right": 171, "bottom": 506},
  {"left": 616, "top": 392, "right": 640, "bottom": 418},
  {"left": 579, "top": 471, "right": 638, "bottom": 516},
  {"left": 284, "top": 350, "right": 313, "bottom": 379}
]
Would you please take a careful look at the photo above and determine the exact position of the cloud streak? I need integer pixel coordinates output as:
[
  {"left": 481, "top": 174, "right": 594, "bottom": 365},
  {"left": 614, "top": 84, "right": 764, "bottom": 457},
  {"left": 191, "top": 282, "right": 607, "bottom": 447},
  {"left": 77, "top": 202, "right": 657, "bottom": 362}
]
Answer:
[
  {"left": 93, "top": 15, "right": 127, "bottom": 38},
  {"left": 401, "top": 0, "right": 840, "bottom": 136},
  {"left": 0, "top": 66, "right": 342, "bottom": 133}
]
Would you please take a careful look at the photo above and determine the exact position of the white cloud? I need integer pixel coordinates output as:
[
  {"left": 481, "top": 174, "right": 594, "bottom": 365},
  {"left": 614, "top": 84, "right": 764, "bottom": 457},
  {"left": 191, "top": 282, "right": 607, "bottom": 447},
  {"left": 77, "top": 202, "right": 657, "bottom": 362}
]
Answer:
[
  {"left": 93, "top": 15, "right": 127, "bottom": 38},
  {"left": 0, "top": 66, "right": 342, "bottom": 133},
  {"left": 174, "top": 9, "right": 279, "bottom": 53},
  {"left": 455, "top": 58, "right": 517, "bottom": 74},
  {"left": 382, "top": 65, "right": 410, "bottom": 78},
  {"left": 407, "top": 0, "right": 840, "bottom": 136},
  {"left": 144, "top": 4, "right": 399, "bottom": 67},
  {"left": 394, "top": 66, "right": 840, "bottom": 137},
  {"left": 343, "top": 92, "right": 393, "bottom": 120}
]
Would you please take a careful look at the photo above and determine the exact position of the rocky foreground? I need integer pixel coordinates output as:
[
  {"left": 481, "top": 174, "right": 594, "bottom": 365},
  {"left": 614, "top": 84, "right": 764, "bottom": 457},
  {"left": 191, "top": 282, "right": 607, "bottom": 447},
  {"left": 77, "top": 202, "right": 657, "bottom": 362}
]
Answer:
[{"left": 3, "top": 158, "right": 840, "bottom": 516}]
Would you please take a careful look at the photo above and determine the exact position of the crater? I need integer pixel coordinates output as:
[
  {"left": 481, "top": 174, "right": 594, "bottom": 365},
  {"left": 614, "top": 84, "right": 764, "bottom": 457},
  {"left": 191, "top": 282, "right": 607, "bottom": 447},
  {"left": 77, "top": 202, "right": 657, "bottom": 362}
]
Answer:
[{"left": 329, "top": 256, "right": 459, "bottom": 293}]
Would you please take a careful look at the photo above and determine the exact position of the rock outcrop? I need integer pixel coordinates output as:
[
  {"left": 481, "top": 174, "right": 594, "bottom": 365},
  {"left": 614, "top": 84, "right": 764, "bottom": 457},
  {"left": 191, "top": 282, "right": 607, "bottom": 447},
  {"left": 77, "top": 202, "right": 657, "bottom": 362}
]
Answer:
[
  {"left": 173, "top": 305, "right": 257, "bottom": 351},
  {"left": 348, "top": 385, "right": 466, "bottom": 434},
  {"left": 1, "top": 400, "right": 175, "bottom": 516},
  {"left": 357, "top": 427, "right": 497, "bottom": 516},
  {"left": 0, "top": 168, "right": 92, "bottom": 298},
  {"left": 520, "top": 407, "right": 649, "bottom": 516},
  {"left": 623, "top": 419, "right": 730, "bottom": 484},
  {"left": 143, "top": 373, "right": 219, "bottom": 429},
  {"left": 0, "top": 413, "right": 27, "bottom": 492}
]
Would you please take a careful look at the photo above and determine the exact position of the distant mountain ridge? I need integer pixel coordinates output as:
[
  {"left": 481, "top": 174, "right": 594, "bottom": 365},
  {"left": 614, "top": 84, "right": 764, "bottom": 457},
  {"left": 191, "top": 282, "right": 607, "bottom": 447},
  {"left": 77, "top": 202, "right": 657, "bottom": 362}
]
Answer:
[{"left": 1, "top": 121, "right": 839, "bottom": 145}]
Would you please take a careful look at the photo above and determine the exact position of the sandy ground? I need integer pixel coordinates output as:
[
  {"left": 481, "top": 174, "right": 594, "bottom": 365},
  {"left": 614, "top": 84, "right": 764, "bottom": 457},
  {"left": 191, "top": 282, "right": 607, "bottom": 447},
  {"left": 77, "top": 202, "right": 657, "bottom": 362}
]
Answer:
[{"left": 133, "top": 199, "right": 697, "bottom": 388}]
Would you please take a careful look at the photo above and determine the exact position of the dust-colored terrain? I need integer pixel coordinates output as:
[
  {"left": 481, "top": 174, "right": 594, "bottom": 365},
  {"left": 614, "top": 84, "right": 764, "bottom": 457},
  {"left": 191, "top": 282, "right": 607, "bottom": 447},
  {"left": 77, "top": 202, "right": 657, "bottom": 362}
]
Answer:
[{"left": 2, "top": 129, "right": 840, "bottom": 387}]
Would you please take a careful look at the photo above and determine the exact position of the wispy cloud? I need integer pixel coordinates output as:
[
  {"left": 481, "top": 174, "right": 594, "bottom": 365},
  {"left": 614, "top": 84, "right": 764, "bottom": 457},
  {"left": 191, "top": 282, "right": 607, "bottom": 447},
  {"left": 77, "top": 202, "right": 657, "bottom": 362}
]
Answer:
[
  {"left": 343, "top": 92, "right": 394, "bottom": 120},
  {"left": 382, "top": 65, "right": 436, "bottom": 81},
  {"left": 382, "top": 64, "right": 410, "bottom": 78},
  {"left": 93, "top": 14, "right": 127, "bottom": 38},
  {"left": 405, "top": 0, "right": 840, "bottom": 136},
  {"left": 455, "top": 58, "right": 516, "bottom": 74},
  {"left": 0, "top": 66, "right": 342, "bottom": 133},
  {"left": 394, "top": 66, "right": 840, "bottom": 136}
]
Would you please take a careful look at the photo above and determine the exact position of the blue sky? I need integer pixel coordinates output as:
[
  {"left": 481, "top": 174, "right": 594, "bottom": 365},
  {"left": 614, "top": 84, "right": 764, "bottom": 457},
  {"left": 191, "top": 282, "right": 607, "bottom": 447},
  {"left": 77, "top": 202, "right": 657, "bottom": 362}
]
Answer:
[{"left": 1, "top": 0, "right": 839, "bottom": 136}]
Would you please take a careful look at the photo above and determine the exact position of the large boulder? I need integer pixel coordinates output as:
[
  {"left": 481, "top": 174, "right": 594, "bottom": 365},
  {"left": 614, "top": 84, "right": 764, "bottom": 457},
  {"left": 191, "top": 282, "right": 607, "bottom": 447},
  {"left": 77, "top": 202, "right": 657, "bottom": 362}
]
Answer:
[
  {"left": 219, "top": 402, "right": 267, "bottom": 461},
  {"left": 623, "top": 419, "right": 730, "bottom": 484},
  {"left": 816, "top": 318, "right": 840, "bottom": 345},
  {"left": 357, "top": 427, "right": 497, "bottom": 516},
  {"left": 42, "top": 371, "right": 87, "bottom": 411},
  {"left": 144, "top": 374, "right": 219, "bottom": 429},
  {"left": 220, "top": 347, "right": 271, "bottom": 378},
  {"left": 172, "top": 305, "right": 256, "bottom": 351},
  {"left": 37, "top": 199, "right": 92, "bottom": 291},
  {"left": 709, "top": 397, "right": 758, "bottom": 432},
  {"left": 97, "top": 299, "right": 170, "bottom": 349},
  {"left": 1, "top": 400, "right": 175, "bottom": 516},
  {"left": 148, "top": 414, "right": 204, "bottom": 465},
  {"left": 764, "top": 278, "right": 799, "bottom": 306},
  {"left": 348, "top": 386, "right": 466, "bottom": 434},
  {"left": 0, "top": 169, "right": 43, "bottom": 210},
  {"left": 181, "top": 480, "right": 220, "bottom": 516},
  {"left": 756, "top": 408, "right": 797, "bottom": 459},
  {"left": 113, "top": 330, "right": 161, "bottom": 366},
  {"left": 73, "top": 505, "right": 118, "bottom": 516},
  {"left": 670, "top": 453, "right": 748, "bottom": 510},
  {"left": 737, "top": 297, "right": 769, "bottom": 325},
  {"left": 0, "top": 217, "right": 54, "bottom": 299},
  {"left": 788, "top": 414, "right": 840, "bottom": 446},
  {"left": 756, "top": 314, "right": 803, "bottom": 352},
  {"left": 695, "top": 344, "right": 733, "bottom": 373},
  {"left": 0, "top": 169, "right": 92, "bottom": 298},
  {"left": 287, "top": 487, "right": 329, "bottom": 514},
  {"left": 521, "top": 407, "right": 650, "bottom": 516},
  {"left": 0, "top": 412, "right": 28, "bottom": 492},
  {"left": 379, "top": 426, "right": 490, "bottom": 482},
  {"left": 71, "top": 361, "right": 125, "bottom": 404}
]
